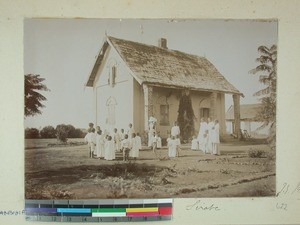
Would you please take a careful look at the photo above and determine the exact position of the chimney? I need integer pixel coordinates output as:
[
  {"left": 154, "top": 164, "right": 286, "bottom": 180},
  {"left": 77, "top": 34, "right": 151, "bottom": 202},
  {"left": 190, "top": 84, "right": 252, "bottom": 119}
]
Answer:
[{"left": 158, "top": 38, "right": 167, "bottom": 49}]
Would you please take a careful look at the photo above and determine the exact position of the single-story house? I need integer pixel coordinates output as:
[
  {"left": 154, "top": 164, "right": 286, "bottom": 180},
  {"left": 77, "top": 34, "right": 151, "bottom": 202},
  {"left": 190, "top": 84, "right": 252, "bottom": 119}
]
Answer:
[
  {"left": 226, "top": 103, "right": 270, "bottom": 137},
  {"left": 85, "top": 36, "right": 243, "bottom": 139}
]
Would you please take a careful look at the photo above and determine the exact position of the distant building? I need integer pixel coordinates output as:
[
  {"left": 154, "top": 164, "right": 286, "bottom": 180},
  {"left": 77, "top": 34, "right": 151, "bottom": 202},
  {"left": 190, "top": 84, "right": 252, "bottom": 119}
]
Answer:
[
  {"left": 86, "top": 36, "right": 243, "bottom": 139},
  {"left": 226, "top": 103, "right": 270, "bottom": 137}
]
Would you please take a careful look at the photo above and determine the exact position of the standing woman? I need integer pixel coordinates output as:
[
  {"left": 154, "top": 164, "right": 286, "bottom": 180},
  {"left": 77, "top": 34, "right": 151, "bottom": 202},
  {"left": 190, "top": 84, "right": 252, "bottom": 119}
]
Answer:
[
  {"left": 95, "top": 130, "right": 104, "bottom": 158},
  {"left": 207, "top": 118, "right": 214, "bottom": 154},
  {"left": 197, "top": 118, "right": 208, "bottom": 152},
  {"left": 212, "top": 120, "right": 220, "bottom": 155},
  {"left": 148, "top": 116, "right": 157, "bottom": 148}
]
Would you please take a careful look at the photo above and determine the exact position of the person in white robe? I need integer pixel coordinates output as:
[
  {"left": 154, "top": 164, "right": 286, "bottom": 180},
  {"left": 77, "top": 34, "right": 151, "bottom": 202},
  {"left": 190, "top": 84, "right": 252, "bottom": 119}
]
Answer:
[
  {"left": 126, "top": 123, "right": 135, "bottom": 140},
  {"left": 151, "top": 132, "right": 159, "bottom": 159},
  {"left": 175, "top": 136, "right": 181, "bottom": 157},
  {"left": 95, "top": 130, "right": 105, "bottom": 158},
  {"left": 207, "top": 118, "right": 214, "bottom": 154},
  {"left": 84, "top": 128, "right": 96, "bottom": 158},
  {"left": 121, "top": 134, "right": 131, "bottom": 161},
  {"left": 147, "top": 118, "right": 156, "bottom": 148},
  {"left": 156, "top": 132, "right": 162, "bottom": 149},
  {"left": 212, "top": 120, "right": 220, "bottom": 155},
  {"left": 120, "top": 129, "right": 125, "bottom": 141},
  {"left": 135, "top": 133, "right": 142, "bottom": 155},
  {"left": 197, "top": 118, "right": 208, "bottom": 152},
  {"left": 171, "top": 121, "right": 180, "bottom": 138},
  {"left": 167, "top": 136, "right": 177, "bottom": 158},
  {"left": 191, "top": 135, "right": 199, "bottom": 150},
  {"left": 104, "top": 136, "right": 115, "bottom": 160},
  {"left": 130, "top": 133, "right": 139, "bottom": 159},
  {"left": 112, "top": 128, "right": 121, "bottom": 152}
]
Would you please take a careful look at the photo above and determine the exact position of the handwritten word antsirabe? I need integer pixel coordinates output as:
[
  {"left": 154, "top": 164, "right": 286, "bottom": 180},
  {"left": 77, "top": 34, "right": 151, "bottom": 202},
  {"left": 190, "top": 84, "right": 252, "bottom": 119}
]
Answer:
[{"left": 186, "top": 200, "right": 221, "bottom": 211}]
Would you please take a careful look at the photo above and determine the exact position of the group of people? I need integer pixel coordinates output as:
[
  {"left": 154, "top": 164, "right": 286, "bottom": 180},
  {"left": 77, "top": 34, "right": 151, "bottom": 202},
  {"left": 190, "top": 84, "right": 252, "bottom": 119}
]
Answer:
[
  {"left": 84, "top": 116, "right": 220, "bottom": 161},
  {"left": 148, "top": 117, "right": 181, "bottom": 159},
  {"left": 84, "top": 123, "right": 142, "bottom": 161},
  {"left": 191, "top": 117, "right": 220, "bottom": 155}
]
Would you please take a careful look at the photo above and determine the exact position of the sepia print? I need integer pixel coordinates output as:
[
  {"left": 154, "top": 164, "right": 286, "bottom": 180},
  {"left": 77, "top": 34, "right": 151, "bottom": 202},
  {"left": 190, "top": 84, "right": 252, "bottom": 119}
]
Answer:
[{"left": 24, "top": 19, "right": 277, "bottom": 199}]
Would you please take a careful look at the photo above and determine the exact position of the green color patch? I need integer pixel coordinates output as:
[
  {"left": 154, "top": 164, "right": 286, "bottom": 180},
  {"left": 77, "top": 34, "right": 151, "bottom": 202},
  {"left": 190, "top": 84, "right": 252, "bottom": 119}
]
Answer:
[{"left": 91, "top": 208, "right": 126, "bottom": 213}]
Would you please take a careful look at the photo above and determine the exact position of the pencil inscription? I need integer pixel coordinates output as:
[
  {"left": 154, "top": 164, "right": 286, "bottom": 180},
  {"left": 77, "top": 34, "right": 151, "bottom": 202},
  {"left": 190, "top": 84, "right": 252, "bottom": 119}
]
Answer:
[{"left": 186, "top": 200, "right": 221, "bottom": 211}]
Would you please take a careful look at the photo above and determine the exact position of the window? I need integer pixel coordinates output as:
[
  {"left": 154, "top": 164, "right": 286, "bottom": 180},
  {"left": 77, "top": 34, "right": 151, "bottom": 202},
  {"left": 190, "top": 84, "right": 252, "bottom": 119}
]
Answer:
[
  {"left": 106, "top": 97, "right": 117, "bottom": 125},
  {"left": 200, "top": 107, "right": 210, "bottom": 120},
  {"left": 109, "top": 66, "right": 116, "bottom": 87},
  {"left": 160, "top": 105, "right": 169, "bottom": 126}
]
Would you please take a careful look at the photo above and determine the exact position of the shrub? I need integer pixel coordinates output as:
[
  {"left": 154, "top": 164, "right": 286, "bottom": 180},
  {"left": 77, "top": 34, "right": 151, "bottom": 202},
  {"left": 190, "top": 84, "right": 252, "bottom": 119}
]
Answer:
[
  {"left": 248, "top": 149, "right": 266, "bottom": 158},
  {"left": 25, "top": 128, "right": 40, "bottom": 139},
  {"left": 55, "top": 124, "right": 68, "bottom": 143}
]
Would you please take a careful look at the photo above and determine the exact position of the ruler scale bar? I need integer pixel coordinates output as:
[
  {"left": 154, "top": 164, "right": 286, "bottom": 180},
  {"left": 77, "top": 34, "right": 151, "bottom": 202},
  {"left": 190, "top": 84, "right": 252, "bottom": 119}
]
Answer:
[{"left": 25, "top": 199, "right": 172, "bottom": 222}]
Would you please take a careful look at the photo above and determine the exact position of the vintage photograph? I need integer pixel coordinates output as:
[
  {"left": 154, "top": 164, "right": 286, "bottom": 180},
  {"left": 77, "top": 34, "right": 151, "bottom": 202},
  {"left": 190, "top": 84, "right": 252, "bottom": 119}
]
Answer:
[{"left": 24, "top": 19, "right": 277, "bottom": 199}]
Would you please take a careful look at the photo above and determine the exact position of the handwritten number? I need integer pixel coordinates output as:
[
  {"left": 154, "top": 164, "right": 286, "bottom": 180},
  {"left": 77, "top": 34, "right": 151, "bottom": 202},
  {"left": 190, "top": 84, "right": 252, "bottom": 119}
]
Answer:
[{"left": 276, "top": 203, "right": 288, "bottom": 211}]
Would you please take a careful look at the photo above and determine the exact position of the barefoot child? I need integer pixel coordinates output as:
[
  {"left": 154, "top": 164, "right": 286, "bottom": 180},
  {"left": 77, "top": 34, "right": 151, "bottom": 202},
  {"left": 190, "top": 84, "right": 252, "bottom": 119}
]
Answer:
[
  {"left": 84, "top": 128, "right": 96, "bottom": 158},
  {"left": 156, "top": 132, "right": 162, "bottom": 149},
  {"left": 175, "top": 135, "right": 181, "bottom": 157},
  {"left": 112, "top": 128, "right": 121, "bottom": 152},
  {"left": 167, "top": 136, "right": 177, "bottom": 158},
  {"left": 152, "top": 132, "right": 159, "bottom": 159},
  {"left": 104, "top": 136, "right": 115, "bottom": 161},
  {"left": 191, "top": 135, "right": 199, "bottom": 151},
  {"left": 121, "top": 134, "right": 131, "bottom": 161},
  {"left": 135, "top": 132, "right": 142, "bottom": 155},
  {"left": 130, "top": 133, "right": 139, "bottom": 160},
  {"left": 95, "top": 130, "right": 105, "bottom": 158}
]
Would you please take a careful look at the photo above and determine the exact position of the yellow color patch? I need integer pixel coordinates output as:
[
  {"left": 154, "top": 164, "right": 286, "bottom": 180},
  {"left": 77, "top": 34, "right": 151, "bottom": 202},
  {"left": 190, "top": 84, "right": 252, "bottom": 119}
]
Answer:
[{"left": 125, "top": 207, "right": 158, "bottom": 213}]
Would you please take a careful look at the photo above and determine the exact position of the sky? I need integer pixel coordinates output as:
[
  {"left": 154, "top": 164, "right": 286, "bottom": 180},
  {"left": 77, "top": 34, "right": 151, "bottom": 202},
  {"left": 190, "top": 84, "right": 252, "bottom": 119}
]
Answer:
[{"left": 24, "top": 19, "right": 277, "bottom": 129}]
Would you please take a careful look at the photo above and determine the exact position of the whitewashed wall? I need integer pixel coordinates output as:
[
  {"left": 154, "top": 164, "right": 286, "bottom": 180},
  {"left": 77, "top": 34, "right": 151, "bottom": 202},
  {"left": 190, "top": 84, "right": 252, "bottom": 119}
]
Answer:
[{"left": 93, "top": 45, "right": 134, "bottom": 134}]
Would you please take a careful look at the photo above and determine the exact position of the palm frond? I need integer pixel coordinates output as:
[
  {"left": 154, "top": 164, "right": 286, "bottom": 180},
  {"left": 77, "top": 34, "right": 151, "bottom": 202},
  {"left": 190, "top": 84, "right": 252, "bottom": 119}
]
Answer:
[
  {"left": 249, "top": 64, "right": 272, "bottom": 74},
  {"left": 258, "top": 46, "right": 271, "bottom": 56},
  {"left": 253, "top": 87, "right": 270, "bottom": 97}
]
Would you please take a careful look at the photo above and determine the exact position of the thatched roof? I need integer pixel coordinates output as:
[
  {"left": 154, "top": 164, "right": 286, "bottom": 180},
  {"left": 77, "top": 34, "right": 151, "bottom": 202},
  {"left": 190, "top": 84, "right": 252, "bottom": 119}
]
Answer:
[
  {"left": 86, "top": 36, "right": 242, "bottom": 95},
  {"left": 226, "top": 103, "right": 262, "bottom": 121}
]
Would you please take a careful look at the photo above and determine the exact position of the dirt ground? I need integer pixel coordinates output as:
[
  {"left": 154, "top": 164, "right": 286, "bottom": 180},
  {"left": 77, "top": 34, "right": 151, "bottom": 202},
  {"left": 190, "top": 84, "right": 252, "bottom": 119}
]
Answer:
[{"left": 25, "top": 139, "right": 275, "bottom": 199}]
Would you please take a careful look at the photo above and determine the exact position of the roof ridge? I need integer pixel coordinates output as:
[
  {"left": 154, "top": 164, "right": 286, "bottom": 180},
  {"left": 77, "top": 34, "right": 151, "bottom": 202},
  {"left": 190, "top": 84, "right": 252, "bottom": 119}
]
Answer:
[{"left": 107, "top": 35, "right": 207, "bottom": 60}]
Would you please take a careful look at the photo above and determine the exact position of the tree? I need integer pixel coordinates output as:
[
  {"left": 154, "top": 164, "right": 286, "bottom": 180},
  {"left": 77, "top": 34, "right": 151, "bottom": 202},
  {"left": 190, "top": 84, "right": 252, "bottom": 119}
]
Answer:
[
  {"left": 25, "top": 128, "right": 40, "bottom": 139},
  {"left": 24, "top": 74, "right": 49, "bottom": 117},
  {"left": 250, "top": 45, "right": 277, "bottom": 149},
  {"left": 177, "top": 91, "right": 195, "bottom": 142},
  {"left": 40, "top": 126, "right": 56, "bottom": 138}
]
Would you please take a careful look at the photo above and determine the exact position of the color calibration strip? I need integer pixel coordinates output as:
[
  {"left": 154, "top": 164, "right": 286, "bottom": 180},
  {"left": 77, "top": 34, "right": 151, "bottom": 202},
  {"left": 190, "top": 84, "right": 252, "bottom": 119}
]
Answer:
[{"left": 25, "top": 199, "right": 172, "bottom": 222}]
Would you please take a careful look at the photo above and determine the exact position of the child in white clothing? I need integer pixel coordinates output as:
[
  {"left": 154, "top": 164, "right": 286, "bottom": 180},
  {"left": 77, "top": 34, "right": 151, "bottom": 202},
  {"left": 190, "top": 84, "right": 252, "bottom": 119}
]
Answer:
[
  {"left": 121, "top": 134, "right": 131, "bottom": 161},
  {"left": 167, "top": 136, "right": 177, "bottom": 158},
  {"left": 191, "top": 135, "right": 199, "bottom": 151},
  {"left": 84, "top": 128, "right": 96, "bottom": 158},
  {"left": 104, "top": 136, "right": 115, "bottom": 161}
]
